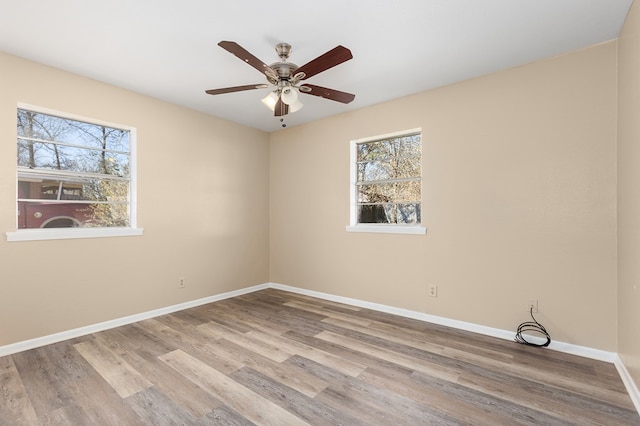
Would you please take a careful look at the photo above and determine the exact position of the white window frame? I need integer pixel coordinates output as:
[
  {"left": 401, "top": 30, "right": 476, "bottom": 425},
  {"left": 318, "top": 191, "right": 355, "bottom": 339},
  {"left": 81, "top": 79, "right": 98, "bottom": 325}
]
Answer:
[
  {"left": 346, "top": 128, "right": 426, "bottom": 235},
  {"left": 6, "top": 103, "right": 143, "bottom": 242}
]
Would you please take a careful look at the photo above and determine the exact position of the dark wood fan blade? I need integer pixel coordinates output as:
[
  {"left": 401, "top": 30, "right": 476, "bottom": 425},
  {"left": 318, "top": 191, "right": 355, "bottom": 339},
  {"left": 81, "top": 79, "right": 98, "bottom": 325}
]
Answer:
[
  {"left": 295, "top": 46, "right": 353, "bottom": 80},
  {"left": 205, "top": 84, "right": 269, "bottom": 95},
  {"left": 299, "top": 84, "right": 355, "bottom": 104},
  {"left": 218, "top": 41, "right": 278, "bottom": 79},
  {"left": 274, "top": 96, "right": 289, "bottom": 116}
]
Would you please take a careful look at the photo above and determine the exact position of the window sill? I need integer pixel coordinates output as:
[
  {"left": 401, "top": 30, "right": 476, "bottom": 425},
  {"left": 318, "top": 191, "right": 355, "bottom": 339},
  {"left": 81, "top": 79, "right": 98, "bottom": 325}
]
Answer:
[
  {"left": 345, "top": 225, "right": 427, "bottom": 235},
  {"left": 6, "top": 227, "right": 144, "bottom": 242}
]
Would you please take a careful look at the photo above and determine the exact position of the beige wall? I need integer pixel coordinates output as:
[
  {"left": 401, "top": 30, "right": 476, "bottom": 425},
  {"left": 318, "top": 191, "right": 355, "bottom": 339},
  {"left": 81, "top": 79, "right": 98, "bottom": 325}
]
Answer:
[
  {"left": 0, "top": 53, "right": 270, "bottom": 346},
  {"left": 270, "top": 42, "right": 618, "bottom": 351},
  {"left": 618, "top": 0, "right": 640, "bottom": 389}
]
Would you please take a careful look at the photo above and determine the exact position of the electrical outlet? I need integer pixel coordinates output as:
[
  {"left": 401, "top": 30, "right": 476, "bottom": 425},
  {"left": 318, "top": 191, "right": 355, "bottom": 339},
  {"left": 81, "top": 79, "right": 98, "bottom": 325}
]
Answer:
[
  {"left": 528, "top": 299, "right": 538, "bottom": 313},
  {"left": 178, "top": 277, "right": 185, "bottom": 289},
  {"left": 428, "top": 285, "right": 438, "bottom": 297}
]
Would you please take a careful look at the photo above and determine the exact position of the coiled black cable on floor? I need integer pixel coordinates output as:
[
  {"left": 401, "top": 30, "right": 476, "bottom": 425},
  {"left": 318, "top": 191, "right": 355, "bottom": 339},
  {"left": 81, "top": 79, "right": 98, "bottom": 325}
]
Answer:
[{"left": 515, "top": 306, "right": 551, "bottom": 347}]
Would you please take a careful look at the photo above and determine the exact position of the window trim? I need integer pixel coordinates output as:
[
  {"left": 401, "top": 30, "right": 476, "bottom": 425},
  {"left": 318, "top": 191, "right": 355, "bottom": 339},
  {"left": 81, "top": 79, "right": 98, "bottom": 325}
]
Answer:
[
  {"left": 345, "top": 224, "right": 427, "bottom": 235},
  {"left": 347, "top": 128, "right": 426, "bottom": 235},
  {"left": 6, "top": 227, "right": 143, "bottom": 242},
  {"left": 6, "top": 103, "right": 143, "bottom": 242}
]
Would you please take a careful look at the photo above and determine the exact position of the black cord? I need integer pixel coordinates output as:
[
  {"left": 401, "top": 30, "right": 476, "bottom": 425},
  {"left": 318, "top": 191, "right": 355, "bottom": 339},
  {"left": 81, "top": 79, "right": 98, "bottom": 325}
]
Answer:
[{"left": 515, "top": 306, "right": 551, "bottom": 347}]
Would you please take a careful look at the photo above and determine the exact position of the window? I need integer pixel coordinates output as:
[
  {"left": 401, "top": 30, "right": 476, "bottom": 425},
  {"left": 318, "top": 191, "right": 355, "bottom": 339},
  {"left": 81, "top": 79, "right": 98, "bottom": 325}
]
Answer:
[
  {"left": 6, "top": 105, "right": 142, "bottom": 241},
  {"left": 347, "top": 129, "right": 426, "bottom": 235}
]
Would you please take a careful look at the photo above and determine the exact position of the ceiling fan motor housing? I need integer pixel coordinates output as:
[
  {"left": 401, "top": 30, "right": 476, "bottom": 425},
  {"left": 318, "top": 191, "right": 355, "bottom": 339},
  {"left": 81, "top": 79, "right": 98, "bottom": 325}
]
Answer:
[
  {"left": 268, "top": 61, "right": 298, "bottom": 83},
  {"left": 269, "top": 43, "right": 306, "bottom": 85}
]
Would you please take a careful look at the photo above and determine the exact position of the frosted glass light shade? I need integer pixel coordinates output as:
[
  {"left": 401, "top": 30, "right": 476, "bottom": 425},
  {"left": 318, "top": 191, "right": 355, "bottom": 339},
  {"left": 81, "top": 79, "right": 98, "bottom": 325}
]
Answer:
[
  {"left": 288, "top": 99, "right": 303, "bottom": 113},
  {"left": 281, "top": 87, "right": 298, "bottom": 105},
  {"left": 261, "top": 92, "right": 278, "bottom": 111}
]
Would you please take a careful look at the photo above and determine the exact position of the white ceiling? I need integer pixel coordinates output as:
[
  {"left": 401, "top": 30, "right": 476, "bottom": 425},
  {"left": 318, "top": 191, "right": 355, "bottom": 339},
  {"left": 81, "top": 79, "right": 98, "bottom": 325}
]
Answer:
[{"left": 0, "top": 0, "right": 633, "bottom": 132}]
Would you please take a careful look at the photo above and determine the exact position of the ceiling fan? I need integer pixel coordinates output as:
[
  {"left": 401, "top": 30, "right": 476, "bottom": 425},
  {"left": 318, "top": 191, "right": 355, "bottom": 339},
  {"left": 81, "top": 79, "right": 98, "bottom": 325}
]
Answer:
[{"left": 205, "top": 41, "right": 355, "bottom": 117}]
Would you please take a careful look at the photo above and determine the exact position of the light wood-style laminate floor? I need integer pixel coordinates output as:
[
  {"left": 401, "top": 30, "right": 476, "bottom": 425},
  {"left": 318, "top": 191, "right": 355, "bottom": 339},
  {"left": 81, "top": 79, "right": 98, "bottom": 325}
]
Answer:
[{"left": 1, "top": 289, "right": 638, "bottom": 425}]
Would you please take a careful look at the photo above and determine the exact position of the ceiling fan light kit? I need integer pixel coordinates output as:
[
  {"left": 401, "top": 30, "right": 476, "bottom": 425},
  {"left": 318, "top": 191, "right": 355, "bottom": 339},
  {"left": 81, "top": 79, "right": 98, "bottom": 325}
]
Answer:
[{"left": 206, "top": 40, "right": 354, "bottom": 119}]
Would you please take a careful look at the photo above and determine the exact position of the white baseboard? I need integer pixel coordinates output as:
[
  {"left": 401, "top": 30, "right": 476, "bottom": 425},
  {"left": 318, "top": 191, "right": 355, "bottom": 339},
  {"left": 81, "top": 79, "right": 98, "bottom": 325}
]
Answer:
[
  {"left": 614, "top": 355, "right": 640, "bottom": 414},
  {"left": 1, "top": 281, "right": 637, "bottom": 415},
  {"left": 269, "top": 283, "right": 617, "bottom": 363},
  {"left": 0, "top": 283, "right": 269, "bottom": 358},
  {"left": 0, "top": 281, "right": 618, "bottom": 362}
]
